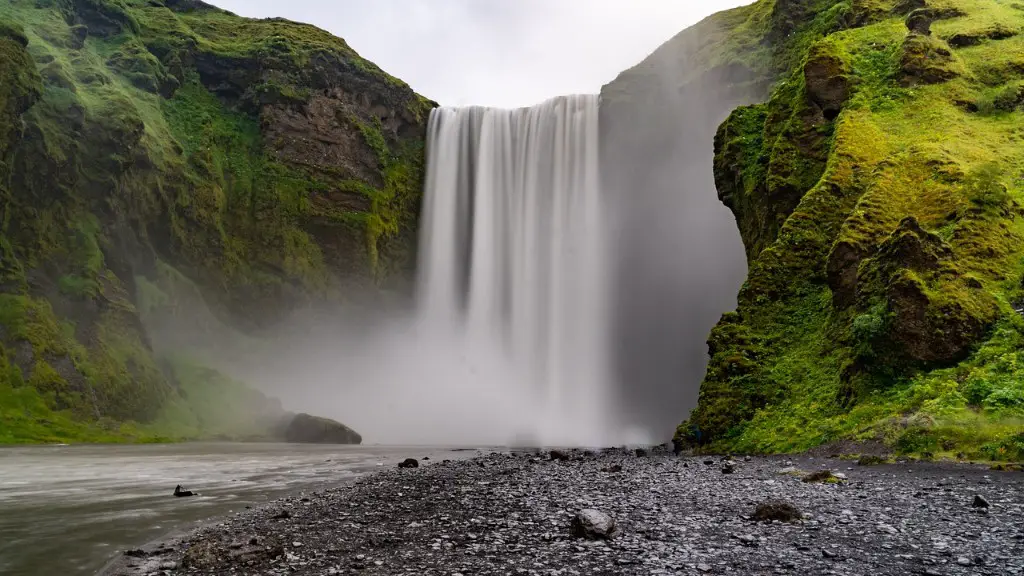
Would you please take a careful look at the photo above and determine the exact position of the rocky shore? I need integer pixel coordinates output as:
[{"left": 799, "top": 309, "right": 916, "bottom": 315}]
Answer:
[{"left": 104, "top": 449, "right": 1023, "bottom": 576}]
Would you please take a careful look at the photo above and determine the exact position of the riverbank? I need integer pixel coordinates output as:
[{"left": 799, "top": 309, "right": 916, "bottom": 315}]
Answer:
[{"left": 101, "top": 448, "right": 1024, "bottom": 576}]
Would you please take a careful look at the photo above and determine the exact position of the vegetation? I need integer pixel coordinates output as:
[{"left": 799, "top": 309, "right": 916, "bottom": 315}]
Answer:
[
  {"left": 679, "top": 0, "right": 1024, "bottom": 462},
  {"left": 0, "top": 0, "right": 430, "bottom": 442}
]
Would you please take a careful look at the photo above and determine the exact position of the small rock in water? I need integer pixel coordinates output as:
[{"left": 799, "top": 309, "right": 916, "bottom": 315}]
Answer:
[
  {"left": 398, "top": 458, "right": 419, "bottom": 469},
  {"left": 172, "top": 485, "right": 196, "bottom": 498},
  {"left": 570, "top": 509, "right": 618, "bottom": 540}
]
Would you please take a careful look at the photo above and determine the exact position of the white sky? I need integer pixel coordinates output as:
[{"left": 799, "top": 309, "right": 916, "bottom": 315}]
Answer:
[{"left": 208, "top": 0, "right": 750, "bottom": 108}]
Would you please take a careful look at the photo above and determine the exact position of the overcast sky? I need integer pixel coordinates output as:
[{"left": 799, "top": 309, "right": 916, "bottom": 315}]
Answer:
[{"left": 209, "top": 0, "right": 750, "bottom": 108}]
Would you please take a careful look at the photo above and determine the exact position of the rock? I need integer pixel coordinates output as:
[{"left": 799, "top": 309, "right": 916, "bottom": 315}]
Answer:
[
  {"left": 973, "top": 494, "right": 990, "bottom": 508},
  {"left": 602, "top": 464, "right": 623, "bottom": 473},
  {"left": 703, "top": 459, "right": 715, "bottom": 466},
  {"left": 958, "top": 557, "right": 972, "bottom": 566},
  {"left": 569, "top": 509, "right": 618, "bottom": 540},
  {"left": 398, "top": 458, "right": 419, "bottom": 469},
  {"left": 752, "top": 500, "right": 802, "bottom": 523},
  {"left": 173, "top": 485, "right": 196, "bottom": 498},
  {"left": 271, "top": 509, "right": 291, "bottom": 519},
  {"left": 802, "top": 470, "right": 842, "bottom": 484},
  {"left": 857, "top": 454, "right": 888, "bottom": 466},
  {"left": 283, "top": 413, "right": 362, "bottom": 445},
  {"left": 803, "top": 42, "right": 851, "bottom": 120},
  {"left": 635, "top": 448, "right": 648, "bottom": 457},
  {"left": 123, "top": 549, "right": 147, "bottom": 557},
  {"left": 549, "top": 450, "right": 570, "bottom": 462},
  {"left": 721, "top": 461, "right": 736, "bottom": 474}
]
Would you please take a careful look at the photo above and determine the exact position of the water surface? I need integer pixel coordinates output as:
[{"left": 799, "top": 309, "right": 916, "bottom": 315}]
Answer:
[{"left": 0, "top": 442, "right": 473, "bottom": 576}]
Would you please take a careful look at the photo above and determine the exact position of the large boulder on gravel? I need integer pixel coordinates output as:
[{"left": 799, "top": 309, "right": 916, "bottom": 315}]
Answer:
[
  {"left": 283, "top": 413, "right": 362, "bottom": 444},
  {"left": 753, "top": 500, "right": 803, "bottom": 523},
  {"left": 570, "top": 509, "right": 619, "bottom": 540}
]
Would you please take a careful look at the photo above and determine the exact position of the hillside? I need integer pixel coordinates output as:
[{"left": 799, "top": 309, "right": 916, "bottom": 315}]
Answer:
[
  {"left": 673, "top": 0, "right": 1024, "bottom": 462},
  {"left": 0, "top": 0, "right": 432, "bottom": 443}
]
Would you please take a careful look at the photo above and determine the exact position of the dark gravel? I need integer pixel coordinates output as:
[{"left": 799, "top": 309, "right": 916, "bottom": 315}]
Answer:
[{"left": 103, "top": 449, "right": 1024, "bottom": 576}]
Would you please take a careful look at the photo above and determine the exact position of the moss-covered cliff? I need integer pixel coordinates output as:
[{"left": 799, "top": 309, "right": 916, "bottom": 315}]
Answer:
[
  {"left": 0, "top": 0, "right": 432, "bottom": 443},
  {"left": 676, "top": 0, "right": 1024, "bottom": 461}
]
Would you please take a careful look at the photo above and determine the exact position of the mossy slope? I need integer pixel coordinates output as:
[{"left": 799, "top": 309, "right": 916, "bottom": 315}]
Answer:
[
  {"left": 0, "top": 0, "right": 432, "bottom": 442},
  {"left": 679, "top": 0, "right": 1024, "bottom": 462}
]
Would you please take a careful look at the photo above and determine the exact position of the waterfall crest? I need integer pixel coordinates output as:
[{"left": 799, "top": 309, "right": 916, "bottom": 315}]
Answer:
[{"left": 418, "top": 95, "right": 623, "bottom": 446}]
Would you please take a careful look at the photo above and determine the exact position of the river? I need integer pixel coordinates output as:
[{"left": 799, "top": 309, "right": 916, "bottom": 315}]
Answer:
[{"left": 0, "top": 442, "right": 477, "bottom": 576}]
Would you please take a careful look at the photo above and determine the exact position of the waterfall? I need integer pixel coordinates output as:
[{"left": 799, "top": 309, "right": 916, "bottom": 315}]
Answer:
[{"left": 417, "top": 95, "right": 622, "bottom": 446}]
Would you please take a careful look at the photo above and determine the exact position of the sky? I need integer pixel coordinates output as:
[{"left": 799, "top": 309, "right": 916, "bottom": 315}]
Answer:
[{"left": 209, "top": 0, "right": 750, "bottom": 108}]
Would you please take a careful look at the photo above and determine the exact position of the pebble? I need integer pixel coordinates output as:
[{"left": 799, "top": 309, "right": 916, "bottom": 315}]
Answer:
[{"left": 104, "top": 451, "right": 1024, "bottom": 576}]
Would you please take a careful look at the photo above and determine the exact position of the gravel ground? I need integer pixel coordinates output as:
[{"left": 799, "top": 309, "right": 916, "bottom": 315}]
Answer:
[{"left": 103, "top": 448, "right": 1024, "bottom": 576}]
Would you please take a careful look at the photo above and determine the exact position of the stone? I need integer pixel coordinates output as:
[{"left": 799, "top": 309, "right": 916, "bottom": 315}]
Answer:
[
  {"left": 569, "top": 509, "right": 618, "bottom": 540},
  {"left": 752, "top": 500, "right": 802, "bottom": 523},
  {"left": 398, "top": 458, "right": 419, "bottom": 469},
  {"left": 973, "top": 494, "right": 990, "bottom": 508}
]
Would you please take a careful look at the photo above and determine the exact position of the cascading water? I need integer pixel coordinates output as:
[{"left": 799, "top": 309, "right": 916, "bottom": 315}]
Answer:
[{"left": 417, "top": 95, "right": 627, "bottom": 447}]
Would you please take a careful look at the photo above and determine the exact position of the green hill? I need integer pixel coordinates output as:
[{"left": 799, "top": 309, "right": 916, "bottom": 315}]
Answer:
[
  {"left": 673, "top": 0, "right": 1024, "bottom": 462},
  {"left": 0, "top": 0, "right": 431, "bottom": 443}
]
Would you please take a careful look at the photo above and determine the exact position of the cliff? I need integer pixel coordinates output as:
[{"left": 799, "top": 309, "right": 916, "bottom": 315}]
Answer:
[
  {"left": 0, "top": 0, "right": 432, "bottom": 443},
  {"left": 671, "top": 0, "right": 1024, "bottom": 461}
]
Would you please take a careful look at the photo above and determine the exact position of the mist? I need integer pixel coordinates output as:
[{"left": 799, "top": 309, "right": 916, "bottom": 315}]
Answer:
[{"left": 600, "top": 20, "right": 769, "bottom": 439}]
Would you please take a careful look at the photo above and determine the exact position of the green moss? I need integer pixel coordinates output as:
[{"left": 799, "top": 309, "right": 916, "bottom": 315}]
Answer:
[
  {"left": 684, "top": 0, "right": 1024, "bottom": 462},
  {"left": 0, "top": 0, "right": 429, "bottom": 443}
]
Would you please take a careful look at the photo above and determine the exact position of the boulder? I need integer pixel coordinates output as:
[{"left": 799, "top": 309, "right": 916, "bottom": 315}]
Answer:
[
  {"left": 753, "top": 500, "right": 802, "bottom": 523},
  {"left": 570, "top": 509, "right": 618, "bottom": 540},
  {"left": 397, "top": 458, "right": 419, "bottom": 469},
  {"left": 283, "top": 413, "right": 362, "bottom": 445}
]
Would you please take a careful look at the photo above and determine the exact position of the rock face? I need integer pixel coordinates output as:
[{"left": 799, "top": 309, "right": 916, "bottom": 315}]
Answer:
[
  {"left": 283, "top": 413, "right": 362, "bottom": 445},
  {"left": 0, "top": 0, "right": 425, "bottom": 441},
  {"left": 677, "top": 0, "right": 1024, "bottom": 462}
]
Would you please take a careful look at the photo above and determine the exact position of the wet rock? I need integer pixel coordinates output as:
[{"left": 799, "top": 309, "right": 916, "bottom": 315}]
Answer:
[
  {"left": 173, "top": 485, "right": 196, "bottom": 498},
  {"left": 570, "top": 509, "right": 618, "bottom": 540},
  {"left": 398, "top": 458, "right": 419, "bottom": 469},
  {"left": 753, "top": 500, "right": 802, "bottom": 523}
]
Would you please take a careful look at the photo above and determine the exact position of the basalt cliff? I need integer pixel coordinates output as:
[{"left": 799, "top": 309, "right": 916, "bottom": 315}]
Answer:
[{"left": 0, "top": 0, "right": 432, "bottom": 442}]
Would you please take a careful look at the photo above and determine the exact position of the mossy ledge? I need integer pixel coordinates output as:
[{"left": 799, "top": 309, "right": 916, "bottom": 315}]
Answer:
[
  {"left": 677, "top": 0, "right": 1024, "bottom": 462},
  {"left": 0, "top": 0, "right": 434, "bottom": 443}
]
